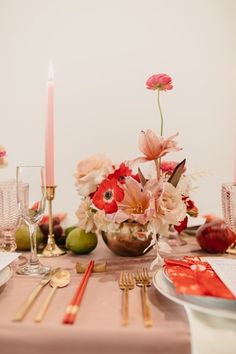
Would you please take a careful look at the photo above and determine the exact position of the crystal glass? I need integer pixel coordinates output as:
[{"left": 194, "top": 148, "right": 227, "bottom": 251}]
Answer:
[
  {"left": 221, "top": 182, "right": 236, "bottom": 253},
  {"left": 16, "top": 166, "right": 50, "bottom": 276},
  {"left": 0, "top": 180, "right": 23, "bottom": 251}
]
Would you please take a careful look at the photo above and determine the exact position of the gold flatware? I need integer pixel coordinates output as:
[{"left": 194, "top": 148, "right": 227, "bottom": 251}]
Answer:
[
  {"left": 34, "top": 269, "right": 71, "bottom": 323},
  {"left": 13, "top": 268, "right": 60, "bottom": 322},
  {"left": 118, "top": 272, "right": 135, "bottom": 326},
  {"left": 135, "top": 268, "right": 153, "bottom": 327}
]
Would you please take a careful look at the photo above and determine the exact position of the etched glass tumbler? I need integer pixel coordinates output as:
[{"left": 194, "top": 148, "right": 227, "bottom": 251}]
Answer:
[
  {"left": 0, "top": 180, "right": 23, "bottom": 251},
  {"left": 221, "top": 182, "right": 236, "bottom": 253}
]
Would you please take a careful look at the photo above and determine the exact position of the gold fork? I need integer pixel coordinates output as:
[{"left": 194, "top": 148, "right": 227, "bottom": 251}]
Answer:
[
  {"left": 118, "top": 272, "right": 135, "bottom": 326},
  {"left": 135, "top": 268, "right": 153, "bottom": 327}
]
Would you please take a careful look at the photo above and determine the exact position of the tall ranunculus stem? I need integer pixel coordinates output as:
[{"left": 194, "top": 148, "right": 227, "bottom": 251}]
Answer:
[
  {"left": 157, "top": 89, "right": 164, "bottom": 137},
  {"left": 156, "top": 89, "right": 163, "bottom": 180}
]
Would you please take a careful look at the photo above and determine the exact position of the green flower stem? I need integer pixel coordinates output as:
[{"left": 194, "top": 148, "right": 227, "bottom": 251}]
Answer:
[
  {"left": 157, "top": 89, "right": 164, "bottom": 178},
  {"left": 157, "top": 89, "right": 164, "bottom": 136}
]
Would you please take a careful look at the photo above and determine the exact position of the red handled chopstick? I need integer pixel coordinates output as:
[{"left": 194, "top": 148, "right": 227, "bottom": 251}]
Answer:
[{"left": 63, "top": 260, "right": 94, "bottom": 325}]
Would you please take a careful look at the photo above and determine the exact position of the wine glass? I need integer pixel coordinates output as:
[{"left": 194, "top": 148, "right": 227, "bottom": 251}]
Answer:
[
  {"left": 221, "top": 182, "right": 236, "bottom": 254},
  {"left": 0, "top": 180, "right": 24, "bottom": 251},
  {"left": 16, "top": 166, "right": 50, "bottom": 275}
]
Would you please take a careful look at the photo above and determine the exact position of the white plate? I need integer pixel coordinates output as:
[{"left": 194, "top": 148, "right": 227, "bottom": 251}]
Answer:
[
  {"left": 153, "top": 269, "right": 236, "bottom": 320},
  {"left": 0, "top": 266, "right": 13, "bottom": 288}
]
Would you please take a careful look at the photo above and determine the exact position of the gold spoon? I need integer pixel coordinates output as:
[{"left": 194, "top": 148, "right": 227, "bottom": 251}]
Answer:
[{"left": 34, "top": 269, "right": 71, "bottom": 323}]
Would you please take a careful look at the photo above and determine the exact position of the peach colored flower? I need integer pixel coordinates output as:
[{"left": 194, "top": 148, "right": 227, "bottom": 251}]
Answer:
[
  {"left": 146, "top": 74, "right": 173, "bottom": 91},
  {"left": 0, "top": 146, "right": 7, "bottom": 168},
  {"left": 131, "top": 130, "right": 182, "bottom": 165},
  {"left": 75, "top": 154, "right": 113, "bottom": 197}
]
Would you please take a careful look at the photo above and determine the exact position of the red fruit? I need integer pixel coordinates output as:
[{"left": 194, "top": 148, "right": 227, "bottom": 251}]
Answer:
[
  {"left": 196, "top": 219, "right": 236, "bottom": 253},
  {"left": 53, "top": 217, "right": 61, "bottom": 226}
]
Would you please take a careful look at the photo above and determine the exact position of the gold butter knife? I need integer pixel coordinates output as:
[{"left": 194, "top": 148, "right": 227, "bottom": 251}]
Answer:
[{"left": 13, "top": 268, "right": 60, "bottom": 322}]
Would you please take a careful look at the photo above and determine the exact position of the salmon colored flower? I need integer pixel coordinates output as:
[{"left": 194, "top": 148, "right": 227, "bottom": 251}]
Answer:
[
  {"left": 115, "top": 177, "right": 153, "bottom": 225},
  {"left": 108, "top": 162, "right": 139, "bottom": 184},
  {"left": 131, "top": 130, "right": 182, "bottom": 165},
  {"left": 146, "top": 74, "right": 173, "bottom": 91},
  {"left": 92, "top": 178, "right": 124, "bottom": 214}
]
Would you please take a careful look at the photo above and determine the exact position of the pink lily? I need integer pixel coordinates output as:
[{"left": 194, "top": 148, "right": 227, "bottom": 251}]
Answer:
[
  {"left": 131, "top": 130, "right": 182, "bottom": 165},
  {"left": 114, "top": 177, "right": 153, "bottom": 225}
]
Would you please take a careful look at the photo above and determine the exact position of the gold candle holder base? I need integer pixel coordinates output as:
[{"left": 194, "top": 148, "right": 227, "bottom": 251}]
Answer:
[
  {"left": 42, "top": 186, "right": 66, "bottom": 257},
  {"left": 42, "top": 239, "right": 65, "bottom": 257}
]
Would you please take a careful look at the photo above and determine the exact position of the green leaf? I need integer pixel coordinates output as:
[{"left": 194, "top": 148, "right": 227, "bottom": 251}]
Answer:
[{"left": 168, "top": 159, "right": 186, "bottom": 187}]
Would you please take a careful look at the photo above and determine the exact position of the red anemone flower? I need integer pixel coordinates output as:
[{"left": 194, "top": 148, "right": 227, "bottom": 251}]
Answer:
[
  {"left": 108, "top": 163, "right": 139, "bottom": 184},
  {"left": 92, "top": 178, "right": 124, "bottom": 213},
  {"left": 174, "top": 216, "right": 188, "bottom": 233}
]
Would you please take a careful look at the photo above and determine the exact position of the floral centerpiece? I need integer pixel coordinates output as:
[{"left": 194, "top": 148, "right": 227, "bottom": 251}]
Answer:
[{"left": 74, "top": 74, "right": 198, "bottom": 264}]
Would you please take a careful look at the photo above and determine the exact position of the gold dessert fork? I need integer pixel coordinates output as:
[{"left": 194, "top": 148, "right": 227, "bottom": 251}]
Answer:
[
  {"left": 118, "top": 272, "right": 135, "bottom": 326},
  {"left": 135, "top": 268, "right": 153, "bottom": 327}
]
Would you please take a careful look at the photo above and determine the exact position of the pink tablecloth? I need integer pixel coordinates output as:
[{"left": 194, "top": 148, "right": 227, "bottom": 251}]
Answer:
[{"left": 0, "top": 238, "right": 199, "bottom": 354}]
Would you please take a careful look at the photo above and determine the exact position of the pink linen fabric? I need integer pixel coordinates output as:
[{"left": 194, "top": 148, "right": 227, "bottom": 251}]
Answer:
[{"left": 0, "top": 239, "right": 194, "bottom": 354}]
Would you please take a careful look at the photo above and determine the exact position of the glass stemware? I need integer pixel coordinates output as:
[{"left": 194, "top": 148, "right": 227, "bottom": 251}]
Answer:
[
  {"left": 16, "top": 166, "right": 50, "bottom": 275},
  {"left": 221, "top": 182, "right": 236, "bottom": 254},
  {"left": 0, "top": 180, "right": 23, "bottom": 252}
]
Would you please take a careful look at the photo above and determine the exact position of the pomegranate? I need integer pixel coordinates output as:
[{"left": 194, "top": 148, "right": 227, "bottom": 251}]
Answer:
[{"left": 196, "top": 218, "right": 236, "bottom": 253}]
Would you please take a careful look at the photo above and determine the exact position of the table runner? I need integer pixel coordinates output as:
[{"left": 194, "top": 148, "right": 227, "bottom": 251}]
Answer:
[{"left": 0, "top": 238, "right": 201, "bottom": 354}]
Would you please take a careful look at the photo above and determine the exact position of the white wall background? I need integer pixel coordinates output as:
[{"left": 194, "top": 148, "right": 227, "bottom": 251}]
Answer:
[{"left": 1, "top": 0, "right": 236, "bottom": 225}]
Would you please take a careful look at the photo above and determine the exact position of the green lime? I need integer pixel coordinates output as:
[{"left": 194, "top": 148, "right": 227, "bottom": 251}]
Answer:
[
  {"left": 15, "top": 224, "right": 44, "bottom": 251},
  {"left": 64, "top": 226, "right": 77, "bottom": 237},
  {"left": 66, "top": 228, "right": 98, "bottom": 254}
]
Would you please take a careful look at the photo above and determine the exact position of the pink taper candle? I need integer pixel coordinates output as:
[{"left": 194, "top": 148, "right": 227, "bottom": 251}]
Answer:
[{"left": 45, "top": 61, "right": 55, "bottom": 186}]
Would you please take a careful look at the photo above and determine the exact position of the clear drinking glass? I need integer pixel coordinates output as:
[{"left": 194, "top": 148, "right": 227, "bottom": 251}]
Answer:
[
  {"left": 221, "top": 182, "right": 236, "bottom": 253},
  {"left": 16, "top": 166, "right": 50, "bottom": 275},
  {"left": 0, "top": 180, "right": 23, "bottom": 251}
]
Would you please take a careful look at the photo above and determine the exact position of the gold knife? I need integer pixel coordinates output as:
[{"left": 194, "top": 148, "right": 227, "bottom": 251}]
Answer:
[{"left": 13, "top": 268, "right": 60, "bottom": 322}]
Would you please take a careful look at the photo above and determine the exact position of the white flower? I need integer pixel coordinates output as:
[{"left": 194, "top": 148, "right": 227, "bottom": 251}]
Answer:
[
  {"left": 176, "top": 175, "right": 193, "bottom": 197},
  {"left": 74, "top": 154, "right": 113, "bottom": 197},
  {"left": 151, "top": 182, "right": 186, "bottom": 236},
  {"left": 75, "top": 199, "right": 95, "bottom": 233}
]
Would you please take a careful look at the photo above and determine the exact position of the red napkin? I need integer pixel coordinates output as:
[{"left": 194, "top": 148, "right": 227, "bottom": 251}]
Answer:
[{"left": 164, "top": 256, "right": 235, "bottom": 299}]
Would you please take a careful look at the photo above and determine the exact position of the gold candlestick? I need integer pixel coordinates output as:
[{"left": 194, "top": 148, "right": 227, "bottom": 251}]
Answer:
[{"left": 42, "top": 186, "right": 65, "bottom": 257}]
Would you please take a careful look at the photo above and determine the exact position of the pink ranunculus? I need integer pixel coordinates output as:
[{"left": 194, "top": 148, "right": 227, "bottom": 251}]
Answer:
[
  {"left": 146, "top": 74, "right": 173, "bottom": 91},
  {"left": 130, "top": 130, "right": 182, "bottom": 165},
  {"left": 161, "top": 160, "right": 186, "bottom": 175},
  {"left": 0, "top": 145, "right": 7, "bottom": 168}
]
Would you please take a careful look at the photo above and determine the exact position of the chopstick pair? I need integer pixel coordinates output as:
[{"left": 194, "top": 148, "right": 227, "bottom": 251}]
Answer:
[{"left": 63, "top": 260, "right": 94, "bottom": 325}]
